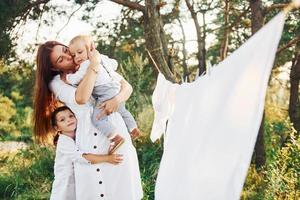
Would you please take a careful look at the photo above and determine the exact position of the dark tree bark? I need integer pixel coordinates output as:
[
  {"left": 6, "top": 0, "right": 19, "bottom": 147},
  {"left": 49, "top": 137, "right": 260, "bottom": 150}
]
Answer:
[
  {"left": 249, "top": 0, "right": 266, "bottom": 169},
  {"left": 289, "top": 54, "right": 300, "bottom": 133},
  {"left": 249, "top": 0, "right": 264, "bottom": 33},
  {"left": 144, "top": 0, "right": 175, "bottom": 81}
]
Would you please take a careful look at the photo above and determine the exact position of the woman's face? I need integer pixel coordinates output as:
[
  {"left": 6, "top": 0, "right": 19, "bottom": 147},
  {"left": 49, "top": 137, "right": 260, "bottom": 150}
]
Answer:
[{"left": 50, "top": 45, "right": 76, "bottom": 72}]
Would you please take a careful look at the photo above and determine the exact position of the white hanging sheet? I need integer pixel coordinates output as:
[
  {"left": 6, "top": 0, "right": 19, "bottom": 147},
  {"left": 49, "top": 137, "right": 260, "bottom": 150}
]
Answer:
[{"left": 151, "top": 12, "right": 285, "bottom": 200}]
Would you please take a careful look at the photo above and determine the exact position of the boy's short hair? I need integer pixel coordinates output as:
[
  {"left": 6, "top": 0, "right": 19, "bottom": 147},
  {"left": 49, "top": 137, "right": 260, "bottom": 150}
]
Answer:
[{"left": 69, "top": 35, "right": 92, "bottom": 46}]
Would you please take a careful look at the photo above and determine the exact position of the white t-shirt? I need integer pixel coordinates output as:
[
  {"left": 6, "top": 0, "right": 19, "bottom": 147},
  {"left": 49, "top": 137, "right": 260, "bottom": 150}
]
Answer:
[
  {"left": 50, "top": 134, "right": 89, "bottom": 200},
  {"left": 66, "top": 54, "right": 123, "bottom": 86}
]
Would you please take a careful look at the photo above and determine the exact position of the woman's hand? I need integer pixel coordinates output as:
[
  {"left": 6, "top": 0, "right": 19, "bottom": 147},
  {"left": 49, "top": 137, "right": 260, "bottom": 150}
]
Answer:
[
  {"left": 96, "top": 96, "right": 121, "bottom": 120},
  {"left": 95, "top": 79, "right": 132, "bottom": 120}
]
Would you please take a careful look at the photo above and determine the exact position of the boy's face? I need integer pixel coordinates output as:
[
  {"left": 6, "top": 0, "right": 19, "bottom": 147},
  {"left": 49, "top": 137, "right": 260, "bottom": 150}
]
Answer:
[
  {"left": 55, "top": 109, "right": 77, "bottom": 134},
  {"left": 69, "top": 40, "right": 89, "bottom": 65}
]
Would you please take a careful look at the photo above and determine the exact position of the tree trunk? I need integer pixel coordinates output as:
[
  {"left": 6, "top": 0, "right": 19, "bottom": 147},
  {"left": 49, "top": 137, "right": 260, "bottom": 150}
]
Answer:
[
  {"left": 178, "top": 18, "right": 190, "bottom": 82},
  {"left": 110, "top": 0, "right": 175, "bottom": 82},
  {"left": 249, "top": 0, "right": 266, "bottom": 168},
  {"left": 254, "top": 113, "right": 266, "bottom": 168},
  {"left": 201, "top": 12, "right": 207, "bottom": 74},
  {"left": 185, "top": 0, "right": 206, "bottom": 76},
  {"left": 144, "top": 0, "right": 175, "bottom": 82},
  {"left": 289, "top": 54, "right": 300, "bottom": 133},
  {"left": 249, "top": 0, "right": 264, "bottom": 33},
  {"left": 220, "top": 0, "right": 229, "bottom": 61}
]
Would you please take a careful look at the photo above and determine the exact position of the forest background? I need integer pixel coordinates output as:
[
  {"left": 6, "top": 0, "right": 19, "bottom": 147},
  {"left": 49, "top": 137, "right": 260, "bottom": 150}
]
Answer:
[{"left": 0, "top": 0, "right": 299, "bottom": 199}]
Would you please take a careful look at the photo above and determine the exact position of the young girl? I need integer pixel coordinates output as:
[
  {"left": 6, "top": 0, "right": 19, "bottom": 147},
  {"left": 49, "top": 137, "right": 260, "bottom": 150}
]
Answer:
[
  {"left": 65, "top": 34, "right": 140, "bottom": 154},
  {"left": 50, "top": 106, "right": 123, "bottom": 200}
]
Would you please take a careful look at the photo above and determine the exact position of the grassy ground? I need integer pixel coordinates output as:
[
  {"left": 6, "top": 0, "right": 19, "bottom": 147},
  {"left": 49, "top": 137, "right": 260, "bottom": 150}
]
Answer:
[{"left": 0, "top": 106, "right": 299, "bottom": 199}]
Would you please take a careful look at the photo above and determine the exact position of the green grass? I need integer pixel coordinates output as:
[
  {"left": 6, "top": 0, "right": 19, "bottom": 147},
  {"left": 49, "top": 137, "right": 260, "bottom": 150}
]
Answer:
[
  {"left": 0, "top": 119, "right": 299, "bottom": 199},
  {"left": 0, "top": 144, "right": 54, "bottom": 199}
]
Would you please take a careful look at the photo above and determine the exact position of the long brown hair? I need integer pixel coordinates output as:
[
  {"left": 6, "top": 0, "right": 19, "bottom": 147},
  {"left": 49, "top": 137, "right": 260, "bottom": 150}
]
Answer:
[{"left": 33, "top": 41, "right": 65, "bottom": 144}]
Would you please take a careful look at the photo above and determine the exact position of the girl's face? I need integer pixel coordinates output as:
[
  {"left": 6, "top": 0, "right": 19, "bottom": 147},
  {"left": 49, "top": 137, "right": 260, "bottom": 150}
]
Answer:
[
  {"left": 54, "top": 109, "right": 77, "bottom": 134},
  {"left": 50, "top": 45, "right": 76, "bottom": 72}
]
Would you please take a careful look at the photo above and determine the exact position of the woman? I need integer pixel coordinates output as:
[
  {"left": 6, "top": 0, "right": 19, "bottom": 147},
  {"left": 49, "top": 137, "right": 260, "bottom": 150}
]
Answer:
[{"left": 33, "top": 41, "right": 143, "bottom": 199}]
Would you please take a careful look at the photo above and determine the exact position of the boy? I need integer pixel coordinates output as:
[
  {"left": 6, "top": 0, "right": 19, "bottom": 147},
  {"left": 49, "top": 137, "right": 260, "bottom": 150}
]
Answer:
[{"left": 66, "top": 35, "right": 140, "bottom": 154}]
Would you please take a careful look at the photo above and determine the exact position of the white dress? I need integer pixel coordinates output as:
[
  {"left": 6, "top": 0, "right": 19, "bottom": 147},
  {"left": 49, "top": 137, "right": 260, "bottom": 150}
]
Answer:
[
  {"left": 49, "top": 76, "right": 143, "bottom": 200},
  {"left": 50, "top": 134, "right": 89, "bottom": 200}
]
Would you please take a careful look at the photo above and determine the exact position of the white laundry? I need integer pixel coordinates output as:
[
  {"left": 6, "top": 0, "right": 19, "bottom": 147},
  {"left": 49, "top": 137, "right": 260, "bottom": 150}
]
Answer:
[{"left": 151, "top": 12, "right": 285, "bottom": 200}]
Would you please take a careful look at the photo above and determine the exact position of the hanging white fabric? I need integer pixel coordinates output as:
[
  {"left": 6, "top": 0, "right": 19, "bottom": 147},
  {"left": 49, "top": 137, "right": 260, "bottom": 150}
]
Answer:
[{"left": 151, "top": 12, "right": 285, "bottom": 200}]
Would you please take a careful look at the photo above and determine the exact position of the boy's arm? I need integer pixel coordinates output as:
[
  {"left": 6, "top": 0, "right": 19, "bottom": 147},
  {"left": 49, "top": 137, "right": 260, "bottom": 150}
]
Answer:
[
  {"left": 66, "top": 60, "right": 90, "bottom": 85},
  {"left": 100, "top": 54, "right": 118, "bottom": 71},
  {"left": 100, "top": 54, "right": 123, "bottom": 82}
]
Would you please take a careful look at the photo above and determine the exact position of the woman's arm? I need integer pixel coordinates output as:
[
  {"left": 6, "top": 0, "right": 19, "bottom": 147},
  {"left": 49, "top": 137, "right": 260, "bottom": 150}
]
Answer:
[
  {"left": 116, "top": 78, "right": 133, "bottom": 104},
  {"left": 74, "top": 43, "right": 101, "bottom": 104},
  {"left": 82, "top": 153, "right": 123, "bottom": 165}
]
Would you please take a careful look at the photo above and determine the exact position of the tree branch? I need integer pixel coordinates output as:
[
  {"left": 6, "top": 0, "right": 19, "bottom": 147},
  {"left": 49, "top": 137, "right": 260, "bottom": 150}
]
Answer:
[
  {"left": 20, "top": 0, "right": 50, "bottom": 14},
  {"left": 264, "top": 3, "right": 287, "bottom": 13},
  {"left": 210, "top": 6, "right": 250, "bottom": 33},
  {"left": 276, "top": 36, "right": 300, "bottom": 55},
  {"left": 55, "top": 5, "right": 83, "bottom": 39},
  {"left": 109, "top": 0, "right": 145, "bottom": 13}
]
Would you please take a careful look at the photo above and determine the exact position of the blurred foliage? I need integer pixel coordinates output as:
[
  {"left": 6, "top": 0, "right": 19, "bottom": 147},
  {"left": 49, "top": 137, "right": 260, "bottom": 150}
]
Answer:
[
  {"left": 242, "top": 119, "right": 300, "bottom": 199},
  {"left": 94, "top": 7, "right": 145, "bottom": 62},
  {"left": 0, "top": 60, "right": 34, "bottom": 141},
  {"left": 0, "top": 144, "right": 54, "bottom": 199},
  {"left": 0, "top": 94, "right": 17, "bottom": 139},
  {"left": 0, "top": 0, "right": 50, "bottom": 61},
  {"left": 118, "top": 53, "right": 155, "bottom": 117},
  {"left": 207, "top": 0, "right": 299, "bottom": 68}
]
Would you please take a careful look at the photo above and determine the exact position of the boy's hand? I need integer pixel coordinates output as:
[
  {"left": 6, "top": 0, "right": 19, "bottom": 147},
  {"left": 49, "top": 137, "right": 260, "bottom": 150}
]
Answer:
[
  {"left": 86, "top": 42, "right": 100, "bottom": 66},
  {"left": 60, "top": 73, "right": 69, "bottom": 84}
]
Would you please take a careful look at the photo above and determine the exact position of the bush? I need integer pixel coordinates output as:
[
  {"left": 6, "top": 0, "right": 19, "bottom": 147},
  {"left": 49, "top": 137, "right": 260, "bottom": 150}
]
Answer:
[
  {"left": 0, "top": 94, "right": 17, "bottom": 140},
  {"left": 242, "top": 119, "right": 300, "bottom": 199},
  {"left": 0, "top": 144, "right": 54, "bottom": 199},
  {"left": 118, "top": 53, "right": 155, "bottom": 117}
]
